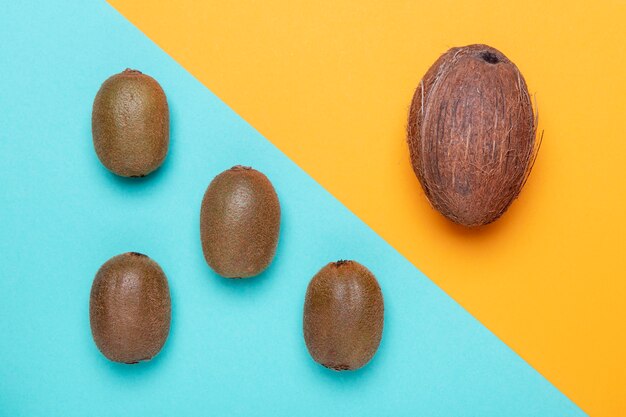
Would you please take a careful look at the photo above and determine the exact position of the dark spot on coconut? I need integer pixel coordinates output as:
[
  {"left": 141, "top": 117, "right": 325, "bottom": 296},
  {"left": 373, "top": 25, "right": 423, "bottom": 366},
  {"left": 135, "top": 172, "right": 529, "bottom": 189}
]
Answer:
[
  {"left": 455, "top": 179, "right": 472, "bottom": 196},
  {"left": 129, "top": 252, "right": 147, "bottom": 257},
  {"left": 480, "top": 51, "right": 500, "bottom": 64}
]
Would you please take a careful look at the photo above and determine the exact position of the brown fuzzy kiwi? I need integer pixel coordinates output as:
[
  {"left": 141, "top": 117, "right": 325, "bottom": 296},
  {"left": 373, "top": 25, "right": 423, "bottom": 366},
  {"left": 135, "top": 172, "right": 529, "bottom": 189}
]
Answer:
[
  {"left": 303, "top": 260, "right": 384, "bottom": 371},
  {"left": 407, "top": 44, "right": 538, "bottom": 227},
  {"left": 92, "top": 69, "right": 169, "bottom": 177},
  {"left": 200, "top": 166, "right": 281, "bottom": 278},
  {"left": 89, "top": 252, "right": 171, "bottom": 364}
]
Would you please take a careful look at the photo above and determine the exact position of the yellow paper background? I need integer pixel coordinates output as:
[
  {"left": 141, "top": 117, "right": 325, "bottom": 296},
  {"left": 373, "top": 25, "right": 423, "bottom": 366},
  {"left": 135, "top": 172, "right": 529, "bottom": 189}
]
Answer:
[{"left": 107, "top": 1, "right": 626, "bottom": 415}]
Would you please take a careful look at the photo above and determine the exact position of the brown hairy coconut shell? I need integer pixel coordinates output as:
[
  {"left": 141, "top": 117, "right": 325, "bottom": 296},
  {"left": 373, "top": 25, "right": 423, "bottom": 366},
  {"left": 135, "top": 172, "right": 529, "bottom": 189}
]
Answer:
[
  {"left": 407, "top": 44, "right": 538, "bottom": 227},
  {"left": 303, "top": 260, "right": 384, "bottom": 371}
]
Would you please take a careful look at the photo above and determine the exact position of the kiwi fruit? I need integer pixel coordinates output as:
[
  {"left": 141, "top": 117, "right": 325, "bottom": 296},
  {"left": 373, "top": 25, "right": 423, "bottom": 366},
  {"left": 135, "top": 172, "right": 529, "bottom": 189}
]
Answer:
[
  {"left": 89, "top": 252, "right": 171, "bottom": 364},
  {"left": 200, "top": 166, "right": 280, "bottom": 278},
  {"left": 92, "top": 69, "right": 169, "bottom": 177},
  {"left": 407, "top": 44, "right": 537, "bottom": 227},
  {"left": 303, "top": 260, "right": 384, "bottom": 371}
]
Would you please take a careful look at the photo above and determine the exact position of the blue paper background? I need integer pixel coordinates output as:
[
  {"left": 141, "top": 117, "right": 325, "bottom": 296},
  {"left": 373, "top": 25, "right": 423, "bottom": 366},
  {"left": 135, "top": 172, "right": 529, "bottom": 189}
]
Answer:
[{"left": 0, "top": 2, "right": 585, "bottom": 416}]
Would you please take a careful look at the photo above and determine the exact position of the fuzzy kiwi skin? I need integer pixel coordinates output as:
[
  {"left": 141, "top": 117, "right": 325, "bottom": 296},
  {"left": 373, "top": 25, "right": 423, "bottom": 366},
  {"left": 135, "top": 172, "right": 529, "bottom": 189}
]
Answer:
[
  {"left": 303, "top": 260, "right": 384, "bottom": 371},
  {"left": 200, "top": 166, "right": 281, "bottom": 278},
  {"left": 89, "top": 252, "right": 171, "bottom": 364},
  {"left": 408, "top": 44, "right": 536, "bottom": 227},
  {"left": 92, "top": 69, "right": 169, "bottom": 177}
]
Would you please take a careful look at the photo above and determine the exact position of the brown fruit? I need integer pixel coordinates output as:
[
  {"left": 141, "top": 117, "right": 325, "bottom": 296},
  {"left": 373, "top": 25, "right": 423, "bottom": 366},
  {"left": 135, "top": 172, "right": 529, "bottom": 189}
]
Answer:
[
  {"left": 200, "top": 166, "right": 281, "bottom": 278},
  {"left": 92, "top": 69, "right": 169, "bottom": 177},
  {"left": 303, "top": 260, "right": 384, "bottom": 371},
  {"left": 407, "top": 44, "right": 537, "bottom": 227},
  {"left": 89, "top": 252, "right": 171, "bottom": 364}
]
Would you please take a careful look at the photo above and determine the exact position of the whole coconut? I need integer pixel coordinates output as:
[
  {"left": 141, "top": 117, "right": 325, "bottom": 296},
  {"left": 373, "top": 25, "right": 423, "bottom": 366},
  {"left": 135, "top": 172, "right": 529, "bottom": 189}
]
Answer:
[{"left": 407, "top": 44, "right": 537, "bottom": 227}]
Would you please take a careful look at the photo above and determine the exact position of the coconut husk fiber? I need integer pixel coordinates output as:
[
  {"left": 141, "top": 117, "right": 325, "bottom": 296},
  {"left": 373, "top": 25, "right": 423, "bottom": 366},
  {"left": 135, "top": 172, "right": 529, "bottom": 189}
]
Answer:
[{"left": 407, "top": 44, "right": 539, "bottom": 227}]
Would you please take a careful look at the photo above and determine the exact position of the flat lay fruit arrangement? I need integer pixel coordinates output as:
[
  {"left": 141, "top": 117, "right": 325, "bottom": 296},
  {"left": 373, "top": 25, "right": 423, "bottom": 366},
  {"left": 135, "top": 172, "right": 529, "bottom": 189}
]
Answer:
[
  {"left": 88, "top": 44, "right": 537, "bottom": 370},
  {"left": 3, "top": 3, "right": 624, "bottom": 416}
]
